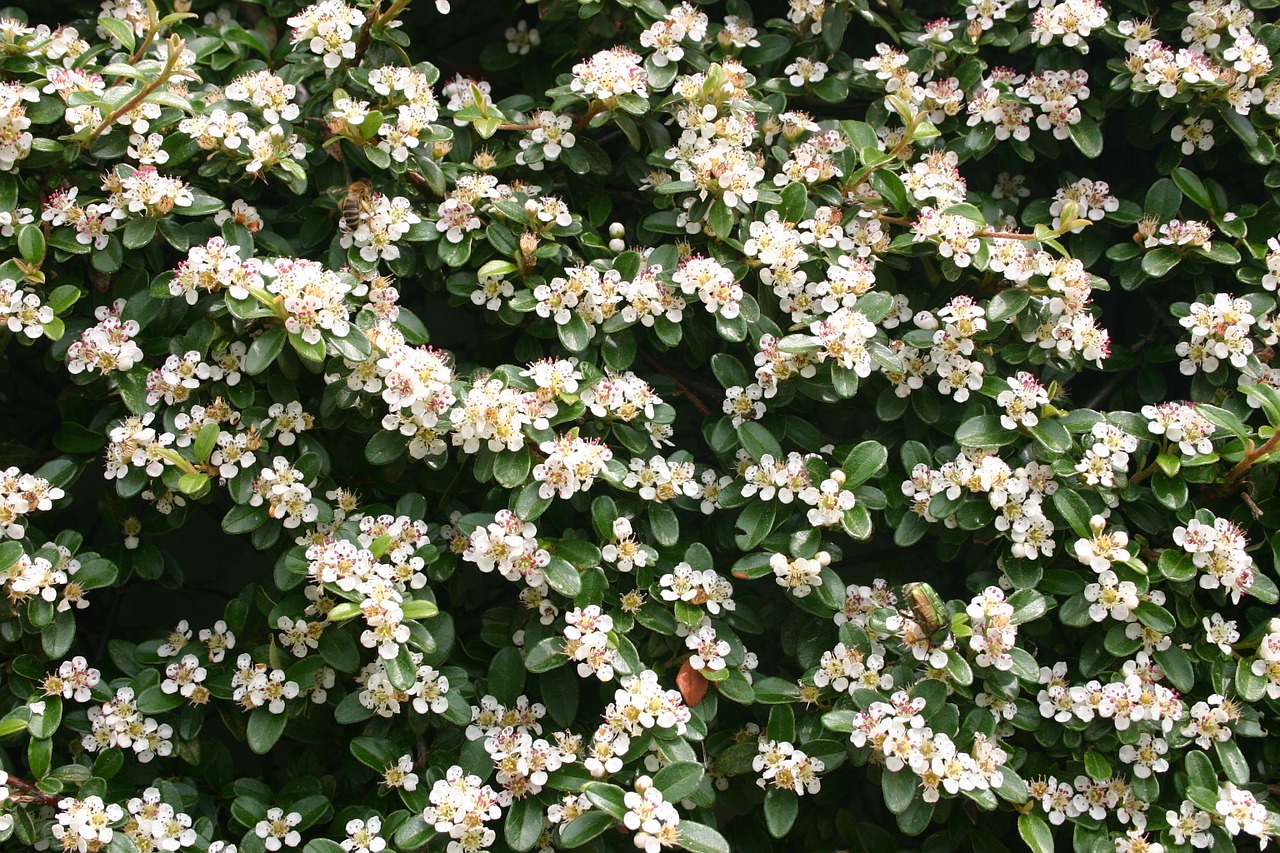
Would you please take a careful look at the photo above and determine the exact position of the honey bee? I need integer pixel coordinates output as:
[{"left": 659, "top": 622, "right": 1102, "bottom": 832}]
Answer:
[{"left": 339, "top": 179, "right": 374, "bottom": 232}]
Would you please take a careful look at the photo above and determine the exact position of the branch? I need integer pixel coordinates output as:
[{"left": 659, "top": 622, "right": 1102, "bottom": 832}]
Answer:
[{"left": 6, "top": 774, "right": 59, "bottom": 806}]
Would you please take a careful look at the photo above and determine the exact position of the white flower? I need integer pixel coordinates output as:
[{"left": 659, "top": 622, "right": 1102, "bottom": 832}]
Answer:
[
  {"left": 340, "top": 817, "right": 385, "bottom": 853},
  {"left": 1203, "top": 613, "right": 1239, "bottom": 655},
  {"left": 255, "top": 808, "right": 302, "bottom": 851},
  {"left": 686, "top": 625, "right": 730, "bottom": 671}
]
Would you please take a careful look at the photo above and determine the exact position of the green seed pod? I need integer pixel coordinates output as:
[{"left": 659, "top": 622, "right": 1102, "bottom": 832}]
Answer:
[{"left": 902, "top": 582, "right": 949, "bottom": 644}]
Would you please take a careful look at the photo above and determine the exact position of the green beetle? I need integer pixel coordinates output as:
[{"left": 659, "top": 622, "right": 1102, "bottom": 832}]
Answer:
[{"left": 901, "top": 582, "right": 950, "bottom": 645}]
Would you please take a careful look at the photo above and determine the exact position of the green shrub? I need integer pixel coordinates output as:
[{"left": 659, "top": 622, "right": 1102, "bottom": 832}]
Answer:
[{"left": 0, "top": 1, "right": 1279, "bottom": 852}]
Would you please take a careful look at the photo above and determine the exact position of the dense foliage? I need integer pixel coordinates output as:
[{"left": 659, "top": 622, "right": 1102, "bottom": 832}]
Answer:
[{"left": 3, "top": 0, "right": 1280, "bottom": 851}]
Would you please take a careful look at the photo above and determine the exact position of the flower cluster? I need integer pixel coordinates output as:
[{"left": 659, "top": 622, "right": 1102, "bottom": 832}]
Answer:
[
  {"left": 66, "top": 299, "right": 144, "bottom": 376},
  {"left": 753, "top": 739, "right": 824, "bottom": 795},
  {"left": 463, "top": 510, "right": 551, "bottom": 588},
  {"left": 421, "top": 767, "right": 504, "bottom": 852},
  {"left": 1173, "top": 516, "right": 1256, "bottom": 603},
  {"left": 572, "top": 47, "right": 648, "bottom": 101},
  {"left": 533, "top": 433, "right": 613, "bottom": 499},
  {"left": 901, "top": 452, "right": 1058, "bottom": 559},
  {"left": 623, "top": 776, "right": 680, "bottom": 852},
  {"left": 564, "top": 604, "right": 618, "bottom": 681},
  {"left": 0, "top": 467, "right": 64, "bottom": 540},
  {"left": 1177, "top": 293, "right": 1256, "bottom": 375},
  {"left": 287, "top": 0, "right": 367, "bottom": 68},
  {"left": 83, "top": 687, "right": 174, "bottom": 762},
  {"left": 849, "top": 691, "right": 1010, "bottom": 803}
]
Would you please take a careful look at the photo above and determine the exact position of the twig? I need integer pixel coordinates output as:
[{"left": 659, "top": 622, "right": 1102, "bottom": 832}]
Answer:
[
  {"left": 639, "top": 350, "right": 711, "bottom": 417},
  {"left": 350, "top": 0, "right": 413, "bottom": 67},
  {"left": 88, "top": 36, "right": 186, "bottom": 145},
  {"left": 1224, "top": 430, "right": 1280, "bottom": 485},
  {"left": 872, "top": 214, "right": 1041, "bottom": 241}
]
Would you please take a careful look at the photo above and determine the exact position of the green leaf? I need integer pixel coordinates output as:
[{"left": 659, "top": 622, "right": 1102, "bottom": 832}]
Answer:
[
  {"left": 194, "top": 423, "right": 220, "bottom": 464},
  {"left": 26, "top": 696, "right": 62, "bottom": 740},
  {"left": 734, "top": 499, "right": 776, "bottom": 551},
  {"left": 42, "top": 609, "right": 76, "bottom": 658},
  {"left": 222, "top": 504, "right": 268, "bottom": 535},
  {"left": 349, "top": 736, "right": 396, "bottom": 772},
  {"left": 987, "top": 289, "right": 1031, "bottom": 323},
  {"left": 648, "top": 501, "right": 680, "bottom": 547},
  {"left": 393, "top": 817, "right": 432, "bottom": 850},
  {"left": 304, "top": 841, "right": 345, "bottom": 853},
  {"left": 1141, "top": 248, "right": 1181, "bottom": 277},
  {"left": 1152, "top": 645, "right": 1194, "bottom": 693},
  {"left": 993, "top": 767, "right": 1029, "bottom": 804},
  {"left": 869, "top": 169, "right": 909, "bottom": 214},
  {"left": 752, "top": 676, "right": 801, "bottom": 704},
  {"left": 494, "top": 447, "right": 532, "bottom": 488},
  {"left": 583, "top": 782, "right": 628, "bottom": 820},
  {"left": 764, "top": 788, "right": 798, "bottom": 838},
  {"left": 1184, "top": 750, "right": 1217, "bottom": 792},
  {"left": 1144, "top": 177, "right": 1183, "bottom": 220},
  {"left": 1068, "top": 114, "right": 1103, "bottom": 158},
  {"left": 1134, "top": 601, "right": 1175, "bottom": 634},
  {"left": 1151, "top": 470, "right": 1187, "bottom": 509},
  {"left": 543, "top": 555, "right": 582, "bottom": 597},
  {"left": 821, "top": 2, "right": 849, "bottom": 52},
  {"left": 488, "top": 646, "right": 525, "bottom": 706},
  {"left": 122, "top": 216, "right": 157, "bottom": 250},
  {"left": 675, "top": 821, "right": 731, "bottom": 853},
  {"left": 0, "top": 541, "right": 23, "bottom": 571},
  {"left": 881, "top": 768, "right": 916, "bottom": 814},
  {"left": 778, "top": 182, "right": 807, "bottom": 223},
  {"left": 896, "top": 796, "right": 934, "bottom": 836},
  {"left": 246, "top": 708, "right": 287, "bottom": 755},
  {"left": 504, "top": 798, "right": 545, "bottom": 852},
  {"left": 708, "top": 199, "right": 733, "bottom": 238},
  {"left": 365, "top": 430, "right": 408, "bottom": 465},
  {"left": 955, "top": 415, "right": 1018, "bottom": 448},
  {"left": 1083, "top": 751, "right": 1111, "bottom": 782},
  {"left": 1172, "top": 167, "right": 1214, "bottom": 213},
  {"left": 1236, "top": 656, "right": 1266, "bottom": 702},
  {"left": 1007, "top": 589, "right": 1049, "bottom": 625},
  {"left": 1216, "top": 738, "right": 1249, "bottom": 785},
  {"left": 0, "top": 716, "right": 28, "bottom": 738},
  {"left": 842, "top": 440, "right": 887, "bottom": 487},
  {"left": 559, "top": 811, "right": 614, "bottom": 848},
  {"left": 289, "top": 330, "right": 327, "bottom": 363},
  {"left": 47, "top": 285, "right": 82, "bottom": 316},
  {"left": 384, "top": 644, "right": 417, "bottom": 692},
  {"left": 768, "top": 703, "right": 796, "bottom": 743},
  {"left": 1017, "top": 813, "right": 1054, "bottom": 853},
  {"left": 557, "top": 313, "right": 592, "bottom": 353},
  {"left": 98, "top": 16, "right": 136, "bottom": 50},
  {"left": 653, "top": 761, "right": 704, "bottom": 802},
  {"left": 738, "top": 421, "right": 782, "bottom": 461},
  {"left": 178, "top": 472, "right": 210, "bottom": 497},
  {"left": 1052, "top": 488, "right": 1094, "bottom": 539},
  {"left": 525, "top": 636, "right": 565, "bottom": 673},
  {"left": 17, "top": 223, "right": 45, "bottom": 264},
  {"left": 1026, "top": 419, "right": 1072, "bottom": 453},
  {"left": 326, "top": 327, "right": 372, "bottom": 362}
]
